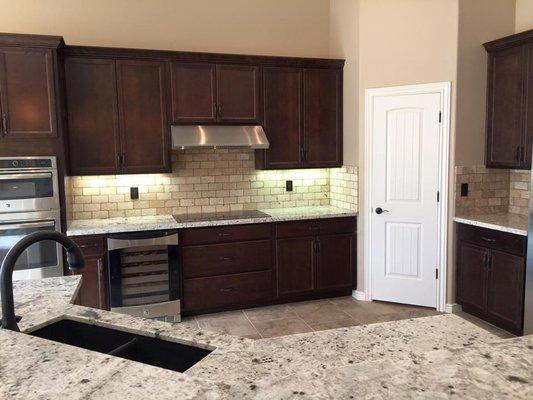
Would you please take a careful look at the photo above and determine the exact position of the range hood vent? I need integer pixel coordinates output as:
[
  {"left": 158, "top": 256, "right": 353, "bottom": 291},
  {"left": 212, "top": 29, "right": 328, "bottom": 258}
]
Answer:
[{"left": 171, "top": 125, "right": 270, "bottom": 150}]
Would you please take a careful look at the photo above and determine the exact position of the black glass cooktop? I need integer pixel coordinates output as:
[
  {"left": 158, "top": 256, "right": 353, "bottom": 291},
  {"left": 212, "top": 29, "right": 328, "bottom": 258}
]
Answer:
[{"left": 173, "top": 210, "right": 270, "bottom": 223}]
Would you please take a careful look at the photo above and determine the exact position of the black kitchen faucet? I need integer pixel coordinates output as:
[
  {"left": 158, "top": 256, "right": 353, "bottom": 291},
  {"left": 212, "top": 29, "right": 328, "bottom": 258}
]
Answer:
[{"left": 0, "top": 231, "right": 85, "bottom": 332}]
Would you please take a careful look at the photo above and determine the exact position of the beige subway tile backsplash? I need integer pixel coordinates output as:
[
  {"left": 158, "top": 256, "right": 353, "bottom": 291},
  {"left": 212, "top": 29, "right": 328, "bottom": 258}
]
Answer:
[
  {"left": 66, "top": 149, "right": 359, "bottom": 220},
  {"left": 455, "top": 166, "right": 530, "bottom": 216}
]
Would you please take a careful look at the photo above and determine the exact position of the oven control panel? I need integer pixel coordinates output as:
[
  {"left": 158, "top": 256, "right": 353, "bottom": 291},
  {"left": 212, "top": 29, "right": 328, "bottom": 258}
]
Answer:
[{"left": 0, "top": 158, "right": 53, "bottom": 169}]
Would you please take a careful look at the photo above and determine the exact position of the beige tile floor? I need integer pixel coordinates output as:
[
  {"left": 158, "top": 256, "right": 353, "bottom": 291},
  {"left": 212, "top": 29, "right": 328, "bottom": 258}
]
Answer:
[{"left": 182, "top": 297, "right": 514, "bottom": 340}]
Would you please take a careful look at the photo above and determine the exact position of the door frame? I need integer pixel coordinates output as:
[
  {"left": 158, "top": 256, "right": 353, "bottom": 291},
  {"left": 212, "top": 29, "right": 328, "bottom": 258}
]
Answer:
[{"left": 363, "top": 82, "right": 451, "bottom": 312}]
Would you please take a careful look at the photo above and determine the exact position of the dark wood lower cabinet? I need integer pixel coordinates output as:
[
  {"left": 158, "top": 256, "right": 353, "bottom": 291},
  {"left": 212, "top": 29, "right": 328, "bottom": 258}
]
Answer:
[
  {"left": 486, "top": 250, "right": 525, "bottom": 333},
  {"left": 277, "top": 237, "right": 315, "bottom": 297},
  {"left": 316, "top": 233, "right": 355, "bottom": 291},
  {"left": 76, "top": 256, "right": 107, "bottom": 309},
  {"left": 457, "top": 242, "right": 487, "bottom": 316},
  {"left": 183, "top": 270, "right": 273, "bottom": 313},
  {"left": 181, "top": 217, "right": 357, "bottom": 315},
  {"left": 276, "top": 219, "right": 356, "bottom": 300},
  {"left": 456, "top": 223, "right": 526, "bottom": 335},
  {"left": 70, "top": 235, "right": 108, "bottom": 310}
]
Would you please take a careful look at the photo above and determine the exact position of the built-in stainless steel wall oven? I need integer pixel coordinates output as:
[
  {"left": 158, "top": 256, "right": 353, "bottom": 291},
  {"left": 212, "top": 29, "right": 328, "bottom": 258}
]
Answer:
[
  {"left": 0, "top": 157, "right": 62, "bottom": 280},
  {"left": 107, "top": 230, "right": 181, "bottom": 321}
]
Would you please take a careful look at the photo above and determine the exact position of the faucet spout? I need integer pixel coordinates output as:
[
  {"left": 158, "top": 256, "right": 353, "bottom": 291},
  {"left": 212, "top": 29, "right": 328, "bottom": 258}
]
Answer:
[{"left": 1, "top": 231, "right": 84, "bottom": 332}]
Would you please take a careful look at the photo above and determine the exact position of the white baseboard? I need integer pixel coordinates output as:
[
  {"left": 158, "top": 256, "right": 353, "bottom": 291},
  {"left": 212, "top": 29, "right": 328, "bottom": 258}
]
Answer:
[
  {"left": 352, "top": 290, "right": 369, "bottom": 301},
  {"left": 445, "top": 303, "right": 462, "bottom": 314}
]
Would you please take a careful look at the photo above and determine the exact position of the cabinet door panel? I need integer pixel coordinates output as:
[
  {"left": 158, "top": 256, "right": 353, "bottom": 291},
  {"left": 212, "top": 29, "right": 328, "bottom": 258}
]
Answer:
[
  {"left": 65, "top": 57, "right": 120, "bottom": 175},
  {"left": 523, "top": 46, "right": 533, "bottom": 168},
  {"left": 260, "top": 67, "right": 302, "bottom": 168},
  {"left": 217, "top": 65, "right": 260, "bottom": 123},
  {"left": 486, "top": 47, "right": 525, "bottom": 168},
  {"left": 74, "top": 257, "right": 107, "bottom": 309},
  {"left": 276, "top": 237, "right": 315, "bottom": 297},
  {"left": 303, "top": 68, "right": 342, "bottom": 167},
  {"left": 316, "top": 233, "right": 354, "bottom": 291},
  {"left": 0, "top": 48, "right": 57, "bottom": 138},
  {"left": 457, "top": 242, "right": 487, "bottom": 315},
  {"left": 171, "top": 63, "right": 216, "bottom": 123},
  {"left": 116, "top": 60, "right": 169, "bottom": 174},
  {"left": 487, "top": 250, "right": 525, "bottom": 333}
]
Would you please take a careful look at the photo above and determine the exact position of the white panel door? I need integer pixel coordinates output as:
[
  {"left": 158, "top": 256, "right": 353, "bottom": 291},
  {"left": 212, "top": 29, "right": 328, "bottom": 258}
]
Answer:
[{"left": 371, "top": 92, "right": 441, "bottom": 307}]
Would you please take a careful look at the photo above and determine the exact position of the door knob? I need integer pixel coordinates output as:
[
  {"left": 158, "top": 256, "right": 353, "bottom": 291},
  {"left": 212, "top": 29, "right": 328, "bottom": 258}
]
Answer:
[{"left": 375, "top": 207, "right": 389, "bottom": 215}]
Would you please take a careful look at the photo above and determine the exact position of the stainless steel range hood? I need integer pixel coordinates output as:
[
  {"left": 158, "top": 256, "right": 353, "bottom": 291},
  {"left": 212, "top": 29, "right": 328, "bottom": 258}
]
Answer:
[{"left": 171, "top": 125, "right": 269, "bottom": 150}]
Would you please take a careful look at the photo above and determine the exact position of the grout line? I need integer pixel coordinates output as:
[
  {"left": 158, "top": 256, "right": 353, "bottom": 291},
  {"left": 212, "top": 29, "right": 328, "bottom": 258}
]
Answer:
[
  {"left": 298, "top": 315, "right": 316, "bottom": 332},
  {"left": 242, "top": 311, "right": 264, "bottom": 339}
]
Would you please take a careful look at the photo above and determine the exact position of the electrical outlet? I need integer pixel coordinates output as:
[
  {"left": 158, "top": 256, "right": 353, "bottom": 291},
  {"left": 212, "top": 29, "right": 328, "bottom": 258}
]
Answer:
[
  {"left": 130, "top": 187, "right": 139, "bottom": 200},
  {"left": 286, "top": 180, "right": 293, "bottom": 192},
  {"left": 460, "top": 183, "right": 468, "bottom": 197}
]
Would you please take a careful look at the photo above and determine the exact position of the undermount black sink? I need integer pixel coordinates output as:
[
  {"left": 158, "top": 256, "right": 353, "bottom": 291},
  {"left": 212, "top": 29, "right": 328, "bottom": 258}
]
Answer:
[{"left": 29, "top": 319, "right": 212, "bottom": 372}]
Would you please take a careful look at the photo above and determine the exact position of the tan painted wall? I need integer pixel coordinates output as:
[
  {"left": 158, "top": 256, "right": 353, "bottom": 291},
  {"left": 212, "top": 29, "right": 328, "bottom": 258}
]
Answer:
[
  {"left": 329, "top": 0, "right": 359, "bottom": 167},
  {"left": 0, "top": 0, "right": 330, "bottom": 57},
  {"left": 455, "top": 0, "right": 516, "bottom": 166},
  {"left": 516, "top": 0, "right": 533, "bottom": 32},
  {"left": 357, "top": 0, "right": 460, "bottom": 300}
]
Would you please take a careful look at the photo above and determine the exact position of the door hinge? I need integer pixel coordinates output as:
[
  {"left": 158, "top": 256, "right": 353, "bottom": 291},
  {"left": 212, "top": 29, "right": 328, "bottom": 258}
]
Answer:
[
  {"left": 437, "top": 191, "right": 440, "bottom": 202},
  {"left": 435, "top": 268, "right": 439, "bottom": 280},
  {"left": 438, "top": 111, "right": 442, "bottom": 123}
]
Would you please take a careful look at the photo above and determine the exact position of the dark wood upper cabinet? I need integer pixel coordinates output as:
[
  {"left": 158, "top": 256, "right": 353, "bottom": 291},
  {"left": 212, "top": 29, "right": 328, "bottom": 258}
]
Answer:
[
  {"left": 0, "top": 47, "right": 57, "bottom": 139},
  {"left": 316, "top": 233, "right": 354, "bottom": 291},
  {"left": 170, "top": 63, "right": 216, "bottom": 123},
  {"left": 216, "top": 65, "right": 260, "bottom": 123},
  {"left": 116, "top": 60, "right": 169, "bottom": 174},
  {"left": 486, "top": 249, "right": 525, "bottom": 333},
  {"left": 257, "top": 67, "right": 303, "bottom": 169},
  {"left": 304, "top": 68, "right": 342, "bottom": 167},
  {"left": 484, "top": 29, "right": 533, "bottom": 169},
  {"left": 65, "top": 52, "right": 170, "bottom": 175},
  {"left": 485, "top": 47, "right": 525, "bottom": 168},
  {"left": 256, "top": 67, "right": 343, "bottom": 169},
  {"left": 65, "top": 57, "right": 120, "bottom": 175},
  {"left": 170, "top": 63, "right": 260, "bottom": 124}
]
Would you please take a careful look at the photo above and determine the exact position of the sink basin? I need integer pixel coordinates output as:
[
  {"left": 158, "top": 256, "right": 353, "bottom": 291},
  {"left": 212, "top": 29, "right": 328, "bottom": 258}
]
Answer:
[{"left": 29, "top": 319, "right": 212, "bottom": 372}]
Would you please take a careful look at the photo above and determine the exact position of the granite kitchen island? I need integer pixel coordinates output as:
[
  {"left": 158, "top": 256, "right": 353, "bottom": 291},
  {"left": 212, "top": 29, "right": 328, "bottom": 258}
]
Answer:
[{"left": 0, "top": 276, "right": 531, "bottom": 399}]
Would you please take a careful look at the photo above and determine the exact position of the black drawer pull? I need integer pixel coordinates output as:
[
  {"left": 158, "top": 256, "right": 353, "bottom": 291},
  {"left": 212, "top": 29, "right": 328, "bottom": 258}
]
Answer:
[
  {"left": 219, "top": 256, "right": 235, "bottom": 262},
  {"left": 219, "top": 287, "right": 236, "bottom": 293},
  {"left": 218, "top": 232, "right": 232, "bottom": 237},
  {"left": 309, "top": 226, "right": 320, "bottom": 230},
  {"left": 481, "top": 237, "right": 496, "bottom": 243}
]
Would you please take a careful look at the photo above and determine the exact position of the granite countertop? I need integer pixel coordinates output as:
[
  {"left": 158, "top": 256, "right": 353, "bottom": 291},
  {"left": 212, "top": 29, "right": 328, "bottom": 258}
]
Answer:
[
  {"left": 1, "top": 276, "right": 531, "bottom": 399},
  {"left": 453, "top": 212, "right": 528, "bottom": 236},
  {"left": 66, "top": 206, "right": 358, "bottom": 236}
]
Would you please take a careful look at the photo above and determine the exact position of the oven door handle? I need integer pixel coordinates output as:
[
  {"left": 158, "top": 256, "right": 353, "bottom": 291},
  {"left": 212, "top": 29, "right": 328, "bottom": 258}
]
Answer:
[
  {"left": 0, "top": 172, "right": 52, "bottom": 180},
  {"left": 0, "top": 220, "right": 55, "bottom": 231}
]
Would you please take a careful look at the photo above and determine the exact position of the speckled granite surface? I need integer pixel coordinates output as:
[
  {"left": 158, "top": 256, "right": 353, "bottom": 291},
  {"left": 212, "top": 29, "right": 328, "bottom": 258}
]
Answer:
[
  {"left": 454, "top": 212, "right": 528, "bottom": 236},
  {"left": 66, "top": 206, "right": 357, "bottom": 236},
  {"left": 1, "top": 276, "right": 531, "bottom": 399}
]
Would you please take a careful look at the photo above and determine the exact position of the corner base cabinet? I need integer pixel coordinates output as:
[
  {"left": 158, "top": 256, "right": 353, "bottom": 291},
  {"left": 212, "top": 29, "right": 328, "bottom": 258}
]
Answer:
[{"left": 456, "top": 223, "right": 526, "bottom": 335}]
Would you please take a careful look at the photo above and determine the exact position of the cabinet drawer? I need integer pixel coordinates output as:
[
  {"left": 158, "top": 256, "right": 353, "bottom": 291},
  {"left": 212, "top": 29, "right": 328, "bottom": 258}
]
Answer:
[
  {"left": 457, "top": 224, "right": 526, "bottom": 255},
  {"left": 276, "top": 217, "right": 356, "bottom": 238},
  {"left": 182, "top": 240, "right": 272, "bottom": 278},
  {"left": 183, "top": 270, "right": 272, "bottom": 312},
  {"left": 70, "top": 235, "right": 105, "bottom": 257},
  {"left": 180, "top": 223, "right": 272, "bottom": 245}
]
